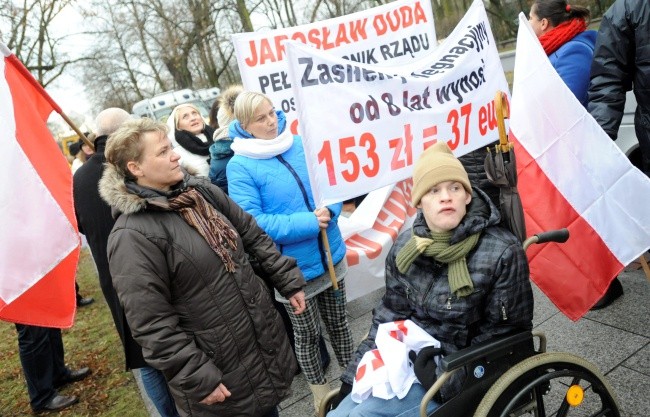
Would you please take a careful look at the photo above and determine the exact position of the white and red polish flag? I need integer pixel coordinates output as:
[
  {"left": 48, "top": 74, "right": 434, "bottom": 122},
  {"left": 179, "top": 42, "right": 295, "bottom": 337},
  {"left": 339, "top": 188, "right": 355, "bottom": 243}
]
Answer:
[
  {"left": 0, "top": 43, "right": 79, "bottom": 328},
  {"left": 510, "top": 15, "right": 650, "bottom": 321}
]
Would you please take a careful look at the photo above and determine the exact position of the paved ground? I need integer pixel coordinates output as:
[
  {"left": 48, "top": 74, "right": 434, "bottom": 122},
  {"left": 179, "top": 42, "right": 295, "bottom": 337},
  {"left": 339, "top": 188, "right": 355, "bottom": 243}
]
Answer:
[{"left": 136, "top": 263, "right": 650, "bottom": 417}]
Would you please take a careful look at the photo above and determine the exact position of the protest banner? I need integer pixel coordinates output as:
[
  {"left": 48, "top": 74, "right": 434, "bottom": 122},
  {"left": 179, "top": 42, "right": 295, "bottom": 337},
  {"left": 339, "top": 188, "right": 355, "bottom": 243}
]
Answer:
[
  {"left": 286, "top": 0, "right": 509, "bottom": 207},
  {"left": 232, "top": 0, "right": 436, "bottom": 135}
]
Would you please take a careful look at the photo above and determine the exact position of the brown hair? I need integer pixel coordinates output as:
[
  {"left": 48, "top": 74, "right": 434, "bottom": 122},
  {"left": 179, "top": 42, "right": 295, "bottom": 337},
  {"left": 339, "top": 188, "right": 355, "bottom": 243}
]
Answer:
[{"left": 532, "top": 0, "right": 590, "bottom": 26}]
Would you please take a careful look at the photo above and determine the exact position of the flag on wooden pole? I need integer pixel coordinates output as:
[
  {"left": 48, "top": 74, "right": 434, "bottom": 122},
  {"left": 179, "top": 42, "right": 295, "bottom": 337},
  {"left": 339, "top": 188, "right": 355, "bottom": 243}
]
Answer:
[
  {"left": 510, "top": 15, "right": 650, "bottom": 320},
  {"left": 0, "top": 42, "right": 79, "bottom": 328}
]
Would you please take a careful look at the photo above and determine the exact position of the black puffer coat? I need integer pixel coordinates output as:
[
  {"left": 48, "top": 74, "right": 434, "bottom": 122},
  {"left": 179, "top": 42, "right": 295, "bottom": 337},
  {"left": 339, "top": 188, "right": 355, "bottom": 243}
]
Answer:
[
  {"left": 100, "top": 168, "right": 304, "bottom": 417},
  {"left": 588, "top": 0, "right": 650, "bottom": 176},
  {"left": 340, "top": 189, "right": 533, "bottom": 402}
]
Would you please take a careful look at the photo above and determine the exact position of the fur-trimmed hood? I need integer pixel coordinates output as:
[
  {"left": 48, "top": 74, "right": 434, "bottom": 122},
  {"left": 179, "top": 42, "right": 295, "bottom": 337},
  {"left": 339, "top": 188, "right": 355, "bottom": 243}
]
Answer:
[
  {"left": 99, "top": 163, "right": 149, "bottom": 215},
  {"left": 216, "top": 84, "right": 243, "bottom": 129},
  {"left": 99, "top": 163, "right": 203, "bottom": 216}
]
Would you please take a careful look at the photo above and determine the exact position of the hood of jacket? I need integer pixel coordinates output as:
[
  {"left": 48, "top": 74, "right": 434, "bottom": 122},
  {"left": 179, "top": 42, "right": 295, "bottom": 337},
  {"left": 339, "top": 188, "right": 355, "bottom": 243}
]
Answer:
[{"left": 99, "top": 163, "right": 205, "bottom": 216}]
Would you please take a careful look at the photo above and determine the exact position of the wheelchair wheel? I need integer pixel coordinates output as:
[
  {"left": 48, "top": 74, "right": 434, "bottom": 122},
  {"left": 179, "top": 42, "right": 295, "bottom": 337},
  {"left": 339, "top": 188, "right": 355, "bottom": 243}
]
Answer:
[{"left": 474, "top": 352, "right": 620, "bottom": 417}]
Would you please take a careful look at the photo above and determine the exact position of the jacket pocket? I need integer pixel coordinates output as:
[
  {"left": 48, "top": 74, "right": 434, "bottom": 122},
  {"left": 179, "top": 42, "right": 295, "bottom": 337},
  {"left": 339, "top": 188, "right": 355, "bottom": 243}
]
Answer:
[{"left": 192, "top": 328, "right": 223, "bottom": 365}]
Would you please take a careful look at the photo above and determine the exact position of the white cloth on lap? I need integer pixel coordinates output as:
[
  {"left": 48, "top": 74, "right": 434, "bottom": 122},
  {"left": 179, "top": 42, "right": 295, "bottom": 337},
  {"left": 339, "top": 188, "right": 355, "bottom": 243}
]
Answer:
[{"left": 351, "top": 320, "right": 441, "bottom": 403}]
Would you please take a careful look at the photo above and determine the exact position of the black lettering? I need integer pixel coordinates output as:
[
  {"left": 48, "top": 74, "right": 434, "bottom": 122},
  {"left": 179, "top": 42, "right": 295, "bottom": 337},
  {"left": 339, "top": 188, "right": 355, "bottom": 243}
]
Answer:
[{"left": 299, "top": 57, "right": 318, "bottom": 87}]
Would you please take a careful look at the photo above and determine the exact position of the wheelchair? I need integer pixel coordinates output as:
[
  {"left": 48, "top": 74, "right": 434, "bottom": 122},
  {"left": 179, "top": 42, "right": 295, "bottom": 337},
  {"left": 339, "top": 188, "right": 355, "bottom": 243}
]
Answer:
[{"left": 319, "top": 229, "right": 621, "bottom": 417}]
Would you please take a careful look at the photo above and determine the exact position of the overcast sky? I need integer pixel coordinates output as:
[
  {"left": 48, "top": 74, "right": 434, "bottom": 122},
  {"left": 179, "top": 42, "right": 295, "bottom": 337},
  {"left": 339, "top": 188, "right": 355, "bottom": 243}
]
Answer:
[{"left": 42, "top": 5, "right": 94, "bottom": 129}]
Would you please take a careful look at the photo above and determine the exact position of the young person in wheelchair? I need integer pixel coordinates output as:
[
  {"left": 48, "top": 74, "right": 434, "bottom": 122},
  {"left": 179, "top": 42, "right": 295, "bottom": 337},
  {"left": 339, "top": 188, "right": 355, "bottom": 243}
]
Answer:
[{"left": 328, "top": 142, "right": 534, "bottom": 417}]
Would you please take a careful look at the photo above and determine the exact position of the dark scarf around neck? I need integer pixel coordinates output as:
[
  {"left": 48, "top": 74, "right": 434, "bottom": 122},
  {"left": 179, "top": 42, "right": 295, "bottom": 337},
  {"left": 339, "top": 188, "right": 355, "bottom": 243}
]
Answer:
[
  {"left": 539, "top": 18, "right": 587, "bottom": 56},
  {"left": 167, "top": 187, "right": 238, "bottom": 272},
  {"left": 175, "top": 124, "right": 215, "bottom": 156}
]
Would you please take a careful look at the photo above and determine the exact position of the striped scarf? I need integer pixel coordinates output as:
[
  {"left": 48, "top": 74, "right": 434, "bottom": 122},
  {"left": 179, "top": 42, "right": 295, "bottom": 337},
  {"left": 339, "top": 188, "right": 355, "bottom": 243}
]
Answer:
[
  {"left": 168, "top": 188, "right": 238, "bottom": 272},
  {"left": 395, "top": 230, "right": 480, "bottom": 297}
]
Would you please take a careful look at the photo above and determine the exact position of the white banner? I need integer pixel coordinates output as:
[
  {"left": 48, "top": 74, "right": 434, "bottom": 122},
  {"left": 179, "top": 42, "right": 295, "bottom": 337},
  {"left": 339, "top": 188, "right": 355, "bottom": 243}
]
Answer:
[
  {"left": 343, "top": 180, "right": 417, "bottom": 300},
  {"left": 232, "top": 0, "right": 436, "bottom": 135},
  {"left": 286, "top": 0, "right": 509, "bottom": 207}
]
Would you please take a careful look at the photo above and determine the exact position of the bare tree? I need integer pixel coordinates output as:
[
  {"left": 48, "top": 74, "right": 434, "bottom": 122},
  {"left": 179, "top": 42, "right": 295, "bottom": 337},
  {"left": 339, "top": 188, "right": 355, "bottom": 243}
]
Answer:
[{"left": 0, "top": 0, "right": 88, "bottom": 87}]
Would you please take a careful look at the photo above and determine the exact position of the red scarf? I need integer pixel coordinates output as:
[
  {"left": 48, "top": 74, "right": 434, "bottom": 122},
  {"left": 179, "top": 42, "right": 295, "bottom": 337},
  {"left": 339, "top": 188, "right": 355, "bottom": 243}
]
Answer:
[{"left": 539, "top": 18, "right": 587, "bottom": 55}]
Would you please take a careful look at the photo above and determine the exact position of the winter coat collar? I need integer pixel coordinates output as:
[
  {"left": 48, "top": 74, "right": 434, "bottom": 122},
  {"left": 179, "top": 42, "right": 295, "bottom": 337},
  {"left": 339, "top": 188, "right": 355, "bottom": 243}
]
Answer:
[{"left": 99, "top": 163, "right": 203, "bottom": 216}]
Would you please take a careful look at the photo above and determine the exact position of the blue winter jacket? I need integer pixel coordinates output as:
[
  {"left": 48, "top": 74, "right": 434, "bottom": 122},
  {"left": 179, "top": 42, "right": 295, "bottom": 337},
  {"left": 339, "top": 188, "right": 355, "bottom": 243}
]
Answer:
[
  {"left": 226, "top": 128, "right": 346, "bottom": 281},
  {"left": 548, "top": 30, "right": 597, "bottom": 108}
]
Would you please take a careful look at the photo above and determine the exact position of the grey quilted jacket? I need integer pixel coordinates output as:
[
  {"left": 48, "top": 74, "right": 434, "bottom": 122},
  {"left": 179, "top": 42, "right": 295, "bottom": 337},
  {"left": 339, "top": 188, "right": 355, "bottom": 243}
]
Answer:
[
  {"left": 340, "top": 188, "right": 533, "bottom": 402},
  {"left": 100, "top": 168, "right": 304, "bottom": 417}
]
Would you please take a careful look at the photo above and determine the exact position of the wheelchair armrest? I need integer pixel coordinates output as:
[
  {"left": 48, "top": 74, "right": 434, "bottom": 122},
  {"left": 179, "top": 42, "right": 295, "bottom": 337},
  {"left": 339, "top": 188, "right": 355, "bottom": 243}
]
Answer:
[{"left": 440, "top": 331, "right": 533, "bottom": 372}]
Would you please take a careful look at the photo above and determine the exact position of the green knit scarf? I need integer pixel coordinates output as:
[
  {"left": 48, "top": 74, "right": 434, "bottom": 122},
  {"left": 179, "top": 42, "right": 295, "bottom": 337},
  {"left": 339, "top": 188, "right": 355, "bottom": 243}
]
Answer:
[{"left": 395, "top": 230, "right": 480, "bottom": 297}]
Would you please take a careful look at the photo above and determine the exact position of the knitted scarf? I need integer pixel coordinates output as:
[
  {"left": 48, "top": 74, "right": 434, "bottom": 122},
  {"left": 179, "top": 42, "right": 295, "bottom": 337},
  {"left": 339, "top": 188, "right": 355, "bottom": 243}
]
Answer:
[
  {"left": 175, "top": 125, "right": 215, "bottom": 156},
  {"left": 539, "top": 18, "right": 587, "bottom": 56},
  {"left": 168, "top": 187, "right": 238, "bottom": 272},
  {"left": 395, "top": 230, "right": 480, "bottom": 297}
]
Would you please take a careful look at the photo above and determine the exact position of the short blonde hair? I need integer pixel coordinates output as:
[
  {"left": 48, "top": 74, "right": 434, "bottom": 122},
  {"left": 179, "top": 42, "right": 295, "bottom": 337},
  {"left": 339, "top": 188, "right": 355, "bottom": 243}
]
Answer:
[
  {"left": 173, "top": 103, "right": 202, "bottom": 130},
  {"left": 105, "top": 118, "right": 168, "bottom": 180},
  {"left": 233, "top": 91, "right": 273, "bottom": 129}
]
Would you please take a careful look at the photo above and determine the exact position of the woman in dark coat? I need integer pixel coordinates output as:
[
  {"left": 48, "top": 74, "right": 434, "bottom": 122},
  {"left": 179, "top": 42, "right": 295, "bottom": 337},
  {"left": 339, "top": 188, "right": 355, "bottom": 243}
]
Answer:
[{"left": 99, "top": 118, "right": 306, "bottom": 417}]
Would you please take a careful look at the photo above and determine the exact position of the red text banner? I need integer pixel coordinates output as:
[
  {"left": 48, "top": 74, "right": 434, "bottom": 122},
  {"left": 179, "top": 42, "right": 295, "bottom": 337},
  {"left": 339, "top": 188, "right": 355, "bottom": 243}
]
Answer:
[
  {"left": 233, "top": 0, "right": 436, "bottom": 134},
  {"left": 286, "top": 0, "right": 509, "bottom": 207}
]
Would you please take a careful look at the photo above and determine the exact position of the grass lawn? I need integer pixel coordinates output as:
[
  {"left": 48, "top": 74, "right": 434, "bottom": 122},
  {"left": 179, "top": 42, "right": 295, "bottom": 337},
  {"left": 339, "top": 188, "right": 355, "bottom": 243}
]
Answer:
[{"left": 0, "top": 248, "right": 149, "bottom": 417}]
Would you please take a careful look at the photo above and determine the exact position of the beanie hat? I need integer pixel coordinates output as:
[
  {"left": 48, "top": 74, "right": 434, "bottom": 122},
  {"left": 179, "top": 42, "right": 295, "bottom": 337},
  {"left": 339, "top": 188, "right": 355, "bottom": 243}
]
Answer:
[
  {"left": 216, "top": 85, "right": 243, "bottom": 129},
  {"left": 411, "top": 142, "right": 472, "bottom": 206}
]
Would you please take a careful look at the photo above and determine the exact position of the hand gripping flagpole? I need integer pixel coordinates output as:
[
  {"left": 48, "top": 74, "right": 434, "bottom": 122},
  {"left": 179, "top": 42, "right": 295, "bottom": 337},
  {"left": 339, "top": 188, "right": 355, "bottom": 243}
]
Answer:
[
  {"left": 0, "top": 43, "right": 93, "bottom": 151},
  {"left": 320, "top": 230, "right": 344, "bottom": 303}
]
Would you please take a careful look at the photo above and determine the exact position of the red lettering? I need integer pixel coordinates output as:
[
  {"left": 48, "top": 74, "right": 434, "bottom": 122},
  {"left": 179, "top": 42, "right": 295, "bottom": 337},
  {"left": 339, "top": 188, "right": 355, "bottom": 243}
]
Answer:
[
  {"left": 245, "top": 40, "right": 258, "bottom": 67},
  {"left": 291, "top": 31, "right": 307, "bottom": 43},
  {"left": 478, "top": 100, "right": 497, "bottom": 136},
  {"left": 413, "top": 2, "right": 427, "bottom": 24},
  {"left": 346, "top": 236, "right": 383, "bottom": 259},
  {"left": 345, "top": 246, "right": 360, "bottom": 267},
  {"left": 258, "top": 38, "right": 276, "bottom": 65},
  {"left": 422, "top": 125, "right": 438, "bottom": 150},
  {"left": 389, "top": 137, "right": 405, "bottom": 170},
  {"left": 399, "top": 6, "right": 413, "bottom": 27},
  {"left": 373, "top": 216, "right": 401, "bottom": 242},
  {"left": 322, "top": 27, "right": 335, "bottom": 49},
  {"left": 349, "top": 19, "right": 368, "bottom": 41},
  {"left": 290, "top": 119, "right": 299, "bottom": 136},
  {"left": 308, "top": 28, "right": 321, "bottom": 48},
  {"left": 273, "top": 35, "right": 288, "bottom": 62},
  {"left": 383, "top": 198, "right": 406, "bottom": 220},
  {"left": 335, "top": 23, "right": 350, "bottom": 45}
]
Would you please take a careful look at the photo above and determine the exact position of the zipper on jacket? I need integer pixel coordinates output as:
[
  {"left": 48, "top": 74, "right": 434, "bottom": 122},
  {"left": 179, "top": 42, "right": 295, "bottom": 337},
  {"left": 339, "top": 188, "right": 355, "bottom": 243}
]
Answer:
[
  {"left": 404, "top": 286, "right": 411, "bottom": 300},
  {"left": 500, "top": 300, "right": 508, "bottom": 321},
  {"left": 276, "top": 155, "right": 329, "bottom": 272},
  {"left": 446, "top": 296, "right": 452, "bottom": 310}
]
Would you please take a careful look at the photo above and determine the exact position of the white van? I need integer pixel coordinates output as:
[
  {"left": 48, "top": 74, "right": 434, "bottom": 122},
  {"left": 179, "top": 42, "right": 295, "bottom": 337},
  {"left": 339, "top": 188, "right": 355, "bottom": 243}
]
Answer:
[
  {"left": 196, "top": 87, "right": 221, "bottom": 108},
  {"left": 132, "top": 89, "right": 211, "bottom": 123}
]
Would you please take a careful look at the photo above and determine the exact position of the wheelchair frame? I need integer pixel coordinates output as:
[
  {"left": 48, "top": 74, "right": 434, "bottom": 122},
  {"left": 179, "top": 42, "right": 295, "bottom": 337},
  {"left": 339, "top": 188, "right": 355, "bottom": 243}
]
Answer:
[{"left": 319, "top": 230, "right": 621, "bottom": 417}]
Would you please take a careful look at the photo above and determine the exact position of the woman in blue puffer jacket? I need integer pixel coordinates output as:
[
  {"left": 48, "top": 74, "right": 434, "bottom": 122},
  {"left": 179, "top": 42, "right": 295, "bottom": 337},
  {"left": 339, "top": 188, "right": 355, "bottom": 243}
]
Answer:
[
  {"left": 529, "top": 0, "right": 596, "bottom": 107},
  {"left": 226, "top": 91, "right": 354, "bottom": 414}
]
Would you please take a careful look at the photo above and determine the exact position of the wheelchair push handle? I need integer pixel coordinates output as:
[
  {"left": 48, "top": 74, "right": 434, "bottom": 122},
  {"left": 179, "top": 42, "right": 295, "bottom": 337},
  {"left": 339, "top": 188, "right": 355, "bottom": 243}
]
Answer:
[{"left": 523, "top": 228, "right": 569, "bottom": 251}]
